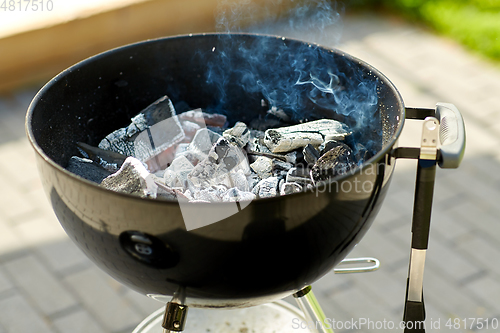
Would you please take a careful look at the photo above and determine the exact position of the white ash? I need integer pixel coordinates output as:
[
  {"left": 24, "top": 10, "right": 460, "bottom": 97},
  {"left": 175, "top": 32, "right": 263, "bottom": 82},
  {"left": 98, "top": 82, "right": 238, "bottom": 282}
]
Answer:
[
  {"left": 181, "top": 120, "right": 202, "bottom": 140},
  {"left": 253, "top": 176, "right": 280, "bottom": 198},
  {"left": 246, "top": 172, "right": 261, "bottom": 190},
  {"left": 163, "top": 155, "right": 194, "bottom": 187},
  {"left": 222, "top": 188, "right": 256, "bottom": 202},
  {"left": 193, "top": 187, "right": 225, "bottom": 202},
  {"left": 263, "top": 119, "right": 351, "bottom": 153},
  {"left": 174, "top": 143, "right": 190, "bottom": 157},
  {"left": 250, "top": 156, "right": 273, "bottom": 179},
  {"left": 187, "top": 138, "right": 251, "bottom": 189},
  {"left": 186, "top": 128, "right": 222, "bottom": 162},
  {"left": 72, "top": 98, "right": 362, "bottom": 203},
  {"left": 223, "top": 122, "right": 250, "bottom": 148},
  {"left": 280, "top": 182, "right": 303, "bottom": 195},
  {"left": 101, "top": 157, "right": 157, "bottom": 198}
]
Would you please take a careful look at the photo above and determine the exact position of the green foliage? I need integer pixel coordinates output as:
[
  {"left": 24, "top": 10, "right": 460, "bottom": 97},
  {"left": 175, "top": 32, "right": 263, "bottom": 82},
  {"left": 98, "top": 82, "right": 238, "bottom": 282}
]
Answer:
[{"left": 347, "top": 0, "right": 500, "bottom": 61}]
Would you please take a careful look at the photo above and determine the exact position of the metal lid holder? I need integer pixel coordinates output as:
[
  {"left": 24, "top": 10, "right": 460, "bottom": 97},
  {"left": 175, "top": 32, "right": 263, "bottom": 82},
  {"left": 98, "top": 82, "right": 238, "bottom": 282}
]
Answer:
[{"left": 393, "top": 103, "right": 466, "bottom": 332}]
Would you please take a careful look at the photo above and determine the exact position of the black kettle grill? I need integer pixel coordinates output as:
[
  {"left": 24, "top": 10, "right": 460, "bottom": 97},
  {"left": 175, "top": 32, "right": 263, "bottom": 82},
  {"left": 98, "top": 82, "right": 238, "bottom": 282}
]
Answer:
[{"left": 26, "top": 34, "right": 465, "bottom": 332}]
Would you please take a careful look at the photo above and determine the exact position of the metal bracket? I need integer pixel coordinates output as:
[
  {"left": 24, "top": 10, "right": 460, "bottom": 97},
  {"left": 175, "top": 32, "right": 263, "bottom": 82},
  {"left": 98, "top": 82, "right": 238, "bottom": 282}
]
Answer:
[
  {"left": 334, "top": 257, "right": 380, "bottom": 274},
  {"left": 162, "top": 288, "right": 188, "bottom": 333},
  {"left": 419, "top": 117, "right": 439, "bottom": 161}
]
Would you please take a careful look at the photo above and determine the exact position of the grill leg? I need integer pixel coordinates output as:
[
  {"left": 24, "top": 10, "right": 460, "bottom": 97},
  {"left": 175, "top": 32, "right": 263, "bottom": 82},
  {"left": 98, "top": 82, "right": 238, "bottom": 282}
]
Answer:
[{"left": 294, "top": 286, "right": 335, "bottom": 333}]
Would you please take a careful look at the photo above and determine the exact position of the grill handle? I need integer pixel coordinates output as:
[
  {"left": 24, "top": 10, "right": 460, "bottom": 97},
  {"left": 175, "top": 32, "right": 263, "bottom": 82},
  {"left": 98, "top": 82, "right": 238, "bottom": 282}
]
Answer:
[
  {"left": 435, "top": 103, "right": 466, "bottom": 169},
  {"left": 405, "top": 103, "right": 466, "bottom": 168}
]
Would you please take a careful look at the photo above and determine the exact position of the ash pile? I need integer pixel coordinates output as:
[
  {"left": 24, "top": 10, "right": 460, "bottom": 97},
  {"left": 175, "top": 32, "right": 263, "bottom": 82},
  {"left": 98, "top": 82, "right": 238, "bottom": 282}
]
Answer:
[{"left": 68, "top": 95, "right": 370, "bottom": 202}]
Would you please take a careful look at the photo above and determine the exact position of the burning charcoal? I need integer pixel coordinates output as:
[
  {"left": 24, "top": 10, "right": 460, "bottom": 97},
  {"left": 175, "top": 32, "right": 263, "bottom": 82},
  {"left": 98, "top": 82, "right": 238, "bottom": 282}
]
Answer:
[
  {"left": 246, "top": 172, "right": 261, "bottom": 191},
  {"left": 319, "top": 140, "right": 342, "bottom": 155},
  {"left": 101, "top": 157, "right": 157, "bottom": 198},
  {"left": 178, "top": 109, "right": 227, "bottom": 128},
  {"left": 272, "top": 160, "right": 293, "bottom": 178},
  {"left": 311, "top": 142, "right": 357, "bottom": 182},
  {"left": 303, "top": 144, "right": 320, "bottom": 165},
  {"left": 286, "top": 167, "right": 313, "bottom": 185},
  {"left": 280, "top": 182, "right": 303, "bottom": 195},
  {"left": 223, "top": 122, "right": 250, "bottom": 148},
  {"left": 163, "top": 155, "right": 194, "bottom": 187},
  {"left": 99, "top": 95, "right": 179, "bottom": 157},
  {"left": 222, "top": 188, "right": 256, "bottom": 202},
  {"left": 229, "top": 169, "right": 251, "bottom": 192},
  {"left": 67, "top": 156, "right": 112, "bottom": 183},
  {"left": 187, "top": 128, "right": 222, "bottom": 161},
  {"left": 246, "top": 129, "right": 269, "bottom": 162},
  {"left": 263, "top": 119, "right": 351, "bottom": 153},
  {"left": 77, "top": 142, "right": 128, "bottom": 173},
  {"left": 188, "top": 138, "right": 250, "bottom": 189},
  {"left": 253, "top": 177, "right": 280, "bottom": 198},
  {"left": 250, "top": 156, "right": 273, "bottom": 179}
]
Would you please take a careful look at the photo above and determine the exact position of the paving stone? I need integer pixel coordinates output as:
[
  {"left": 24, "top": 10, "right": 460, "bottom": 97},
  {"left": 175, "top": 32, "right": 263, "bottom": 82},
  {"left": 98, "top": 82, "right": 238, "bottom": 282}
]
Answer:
[
  {"left": 35, "top": 239, "right": 91, "bottom": 275},
  {"left": 427, "top": 208, "right": 470, "bottom": 242},
  {"left": 53, "top": 308, "right": 107, "bottom": 333},
  {"left": 455, "top": 234, "right": 500, "bottom": 279},
  {"left": 0, "top": 169, "right": 38, "bottom": 221},
  {"left": 122, "top": 289, "right": 163, "bottom": 318},
  {"left": 313, "top": 268, "right": 353, "bottom": 295},
  {"left": 4, "top": 255, "right": 78, "bottom": 316},
  {"left": 0, "top": 216, "right": 27, "bottom": 258},
  {"left": 324, "top": 286, "right": 400, "bottom": 325},
  {"left": 448, "top": 201, "right": 500, "bottom": 244},
  {"left": 352, "top": 224, "right": 409, "bottom": 270},
  {"left": 0, "top": 293, "right": 53, "bottom": 333},
  {"left": 12, "top": 215, "right": 67, "bottom": 247},
  {"left": 426, "top": 236, "right": 483, "bottom": 282},
  {"left": 63, "top": 267, "right": 143, "bottom": 332},
  {"left": 464, "top": 276, "right": 500, "bottom": 315},
  {"left": 0, "top": 267, "right": 14, "bottom": 295},
  {"left": 348, "top": 268, "right": 407, "bottom": 315},
  {"left": 422, "top": 268, "right": 494, "bottom": 320}
]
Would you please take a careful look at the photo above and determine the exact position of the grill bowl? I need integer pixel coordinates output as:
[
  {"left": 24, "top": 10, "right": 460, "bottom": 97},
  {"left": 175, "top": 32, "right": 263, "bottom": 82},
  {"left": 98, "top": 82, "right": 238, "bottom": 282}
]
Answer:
[{"left": 26, "top": 33, "right": 404, "bottom": 308}]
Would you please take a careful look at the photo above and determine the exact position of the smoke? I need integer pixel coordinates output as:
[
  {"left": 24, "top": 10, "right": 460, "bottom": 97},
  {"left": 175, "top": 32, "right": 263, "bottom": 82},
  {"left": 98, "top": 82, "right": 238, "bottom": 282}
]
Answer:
[
  {"left": 203, "top": 0, "right": 380, "bottom": 154},
  {"left": 216, "top": 0, "right": 344, "bottom": 46}
]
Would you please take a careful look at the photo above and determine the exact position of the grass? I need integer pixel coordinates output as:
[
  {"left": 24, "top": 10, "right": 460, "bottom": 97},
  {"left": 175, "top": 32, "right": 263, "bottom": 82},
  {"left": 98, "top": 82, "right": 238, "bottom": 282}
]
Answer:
[{"left": 348, "top": 0, "right": 500, "bottom": 61}]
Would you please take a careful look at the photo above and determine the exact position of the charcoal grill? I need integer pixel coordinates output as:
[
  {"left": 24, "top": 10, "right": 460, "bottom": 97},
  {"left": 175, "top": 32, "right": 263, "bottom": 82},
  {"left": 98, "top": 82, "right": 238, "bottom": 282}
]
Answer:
[{"left": 26, "top": 33, "right": 465, "bottom": 332}]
